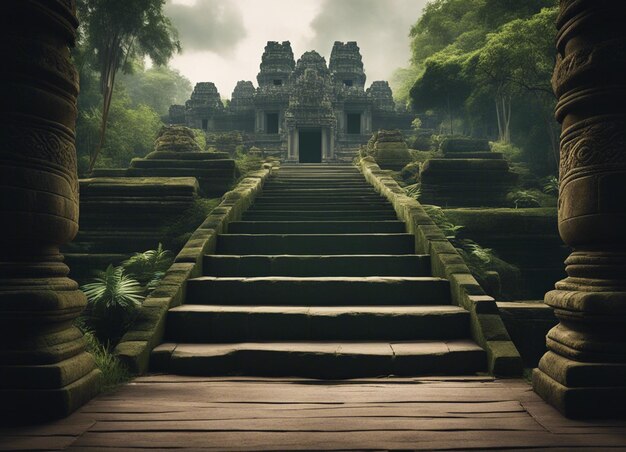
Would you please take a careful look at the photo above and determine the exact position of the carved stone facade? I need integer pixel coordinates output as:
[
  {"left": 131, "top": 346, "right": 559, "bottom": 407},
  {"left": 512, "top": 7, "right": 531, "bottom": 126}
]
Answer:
[
  {"left": 170, "top": 41, "right": 414, "bottom": 162},
  {"left": 532, "top": 0, "right": 626, "bottom": 418},
  {"left": 0, "top": 0, "right": 99, "bottom": 421}
]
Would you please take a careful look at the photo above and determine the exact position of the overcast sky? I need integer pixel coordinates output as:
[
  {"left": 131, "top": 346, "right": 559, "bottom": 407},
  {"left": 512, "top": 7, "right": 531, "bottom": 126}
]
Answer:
[{"left": 166, "top": 0, "right": 428, "bottom": 98}]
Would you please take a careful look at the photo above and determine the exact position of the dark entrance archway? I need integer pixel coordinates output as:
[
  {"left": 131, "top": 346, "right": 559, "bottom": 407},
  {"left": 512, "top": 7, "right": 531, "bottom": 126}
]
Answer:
[{"left": 298, "top": 128, "right": 322, "bottom": 163}]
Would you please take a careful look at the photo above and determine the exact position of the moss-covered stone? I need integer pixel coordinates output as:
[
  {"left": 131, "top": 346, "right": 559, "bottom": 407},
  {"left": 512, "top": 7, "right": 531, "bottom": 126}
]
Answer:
[
  {"left": 358, "top": 157, "right": 523, "bottom": 377},
  {"left": 113, "top": 167, "right": 272, "bottom": 374},
  {"left": 154, "top": 125, "right": 203, "bottom": 153}
]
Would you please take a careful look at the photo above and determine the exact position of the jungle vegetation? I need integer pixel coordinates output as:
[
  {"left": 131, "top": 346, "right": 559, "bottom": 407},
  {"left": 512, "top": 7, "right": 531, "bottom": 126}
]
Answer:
[{"left": 393, "top": 0, "right": 559, "bottom": 174}]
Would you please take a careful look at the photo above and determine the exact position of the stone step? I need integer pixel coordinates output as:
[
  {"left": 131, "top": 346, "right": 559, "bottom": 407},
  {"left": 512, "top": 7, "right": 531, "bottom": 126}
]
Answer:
[
  {"left": 255, "top": 195, "right": 385, "bottom": 202},
  {"left": 248, "top": 203, "right": 394, "bottom": 211},
  {"left": 227, "top": 221, "right": 406, "bottom": 234},
  {"left": 165, "top": 305, "right": 469, "bottom": 342},
  {"left": 203, "top": 254, "right": 430, "bottom": 276},
  {"left": 242, "top": 211, "right": 399, "bottom": 221},
  {"left": 261, "top": 188, "right": 377, "bottom": 194},
  {"left": 215, "top": 233, "right": 415, "bottom": 254},
  {"left": 151, "top": 340, "right": 486, "bottom": 378},
  {"left": 185, "top": 276, "right": 449, "bottom": 306},
  {"left": 265, "top": 181, "right": 371, "bottom": 186}
]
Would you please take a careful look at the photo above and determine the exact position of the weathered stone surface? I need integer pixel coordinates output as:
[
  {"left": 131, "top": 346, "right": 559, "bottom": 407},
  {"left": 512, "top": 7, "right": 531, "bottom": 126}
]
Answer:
[
  {"left": 445, "top": 208, "right": 569, "bottom": 300},
  {"left": 368, "top": 130, "right": 412, "bottom": 170},
  {"left": 114, "top": 168, "right": 272, "bottom": 374},
  {"left": 440, "top": 137, "right": 490, "bottom": 154},
  {"left": 154, "top": 125, "right": 202, "bottom": 153},
  {"left": 359, "top": 158, "right": 522, "bottom": 376},
  {"left": 0, "top": 0, "right": 99, "bottom": 422},
  {"left": 532, "top": 0, "right": 626, "bottom": 419},
  {"left": 497, "top": 301, "right": 557, "bottom": 367},
  {"left": 169, "top": 40, "right": 415, "bottom": 162},
  {"left": 420, "top": 156, "right": 518, "bottom": 207},
  {"left": 63, "top": 177, "right": 199, "bottom": 278}
]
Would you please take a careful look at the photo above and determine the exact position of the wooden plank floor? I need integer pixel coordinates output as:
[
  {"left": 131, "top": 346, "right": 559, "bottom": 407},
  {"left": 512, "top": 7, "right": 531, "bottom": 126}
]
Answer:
[{"left": 2, "top": 376, "right": 626, "bottom": 450}]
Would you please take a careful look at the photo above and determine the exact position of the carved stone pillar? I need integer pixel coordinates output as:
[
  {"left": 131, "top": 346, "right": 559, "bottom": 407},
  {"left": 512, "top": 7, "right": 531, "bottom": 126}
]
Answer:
[
  {"left": 0, "top": 0, "right": 100, "bottom": 422},
  {"left": 533, "top": 0, "right": 626, "bottom": 418}
]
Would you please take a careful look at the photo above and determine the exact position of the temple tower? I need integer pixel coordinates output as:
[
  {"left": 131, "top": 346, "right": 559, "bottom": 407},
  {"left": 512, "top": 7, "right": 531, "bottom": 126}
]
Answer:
[
  {"left": 254, "top": 41, "right": 294, "bottom": 138},
  {"left": 329, "top": 41, "right": 366, "bottom": 89},
  {"left": 185, "top": 82, "right": 223, "bottom": 131}
]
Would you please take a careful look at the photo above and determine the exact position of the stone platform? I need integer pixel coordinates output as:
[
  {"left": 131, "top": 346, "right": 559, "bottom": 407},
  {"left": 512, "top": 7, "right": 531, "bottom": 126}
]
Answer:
[
  {"left": 64, "top": 177, "right": 198, "bottom": 281},
  {"left": 420, "top": 138, "right": 517, "bottom": 207}
]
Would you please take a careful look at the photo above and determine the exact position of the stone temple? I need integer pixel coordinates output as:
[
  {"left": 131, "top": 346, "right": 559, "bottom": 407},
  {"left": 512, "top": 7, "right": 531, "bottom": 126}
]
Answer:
[{"left": 169, "top": 41, "right": 414, "bottom": 163}]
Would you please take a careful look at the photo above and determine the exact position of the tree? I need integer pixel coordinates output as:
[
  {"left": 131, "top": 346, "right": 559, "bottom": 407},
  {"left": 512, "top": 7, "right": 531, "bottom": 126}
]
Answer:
[
  {"left": 119, "top": 65, "right": 192, "bottom": 116},
  {"left": 410, "top": 54, "right": 472, "bottom": 135},
  {"left": 475, "top": 7, "right": 559, "bottom": 160},
  {"left": 76, "top": 85, "right": 163, "bottom": 170},
  {"left": 77, "top": 0, "right": 180, "bottom": 172},
  {"left": 404, "top": 1, "right": 559, "bottom": 171}
]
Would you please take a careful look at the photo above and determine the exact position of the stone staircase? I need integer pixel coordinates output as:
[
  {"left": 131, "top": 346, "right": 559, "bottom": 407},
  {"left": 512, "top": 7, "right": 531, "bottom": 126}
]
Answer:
[{"left": 153, "top": 165, "right": 486, "bottom": 378}]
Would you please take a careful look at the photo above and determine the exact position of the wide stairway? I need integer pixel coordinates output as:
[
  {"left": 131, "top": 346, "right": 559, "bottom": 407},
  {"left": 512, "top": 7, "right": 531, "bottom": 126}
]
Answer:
[{"left": 153, "top": 165, "right": 486, "bottom": 378}]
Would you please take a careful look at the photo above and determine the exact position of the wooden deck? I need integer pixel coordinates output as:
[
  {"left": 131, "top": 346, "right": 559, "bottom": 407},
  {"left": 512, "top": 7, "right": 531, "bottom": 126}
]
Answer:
[{"left": 2, "top": 376, "right": 626, "bottom": 450}]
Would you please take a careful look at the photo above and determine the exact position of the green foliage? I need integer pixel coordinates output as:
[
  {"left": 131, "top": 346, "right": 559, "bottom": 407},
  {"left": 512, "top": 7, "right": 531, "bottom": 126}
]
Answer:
[
  {"left": 192, "top": 129, "right": 207, "bottom": 150},
  {"left": 81, "top": 265, "right": 144, "bottom": 343},
  {"left": 490, "top": 141, "right": 523, "bottom": 161},
  {"left": 543, "top": 175, "right": 559, "bottom": 195},
  {"left": 507, "top": 190, "right": 541, "bottom": 208},
  {"left": 422, "top": 205, "right": 464, "bottom": 238},
  {"left": 122, "top": 243, "right": 173, "bottom": 287},
  {"left": 404, "top": 183, "right": 422, "bottom": 200},
  {"left": 76, "top": 84, "right": 163, "bottom": 171},
  {"left": 421, "top": 205, "right": 521, "bottom": 296},
  {"left": 119, "top": 65, "right": 192, "bottom": 116},
  {"left": 390, "top": 65, "right": 423, "bottom": 106},
  {"left": 161, "top": 198, "right": 221, "bottom": 249},
  {"left": 76, "top": 0, "right": 181, "bottom": 171},
  {"left": 403, "top": 1, "right": 559, "bottom": 172},
  {"left": 235, "top": 153, "right": 264, "bottom": 179},
  {"left": 82, "top": 330, "right": 132, "bottom": 393}
]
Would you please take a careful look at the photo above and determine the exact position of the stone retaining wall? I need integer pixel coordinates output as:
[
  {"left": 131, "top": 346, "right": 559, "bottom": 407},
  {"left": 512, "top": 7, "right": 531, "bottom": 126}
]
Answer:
[
  {"left": 358, "top": 157, "right": 523, "bottom": 376},
  {"left": 113, "top": 166, "right": 274, "bottom": 373}
]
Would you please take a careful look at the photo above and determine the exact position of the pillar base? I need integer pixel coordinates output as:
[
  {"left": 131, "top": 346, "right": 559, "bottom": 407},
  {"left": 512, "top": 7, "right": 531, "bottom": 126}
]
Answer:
[
  {"left": 1, "top": 367, "right": 100, "bottom": 424},
  {"left": 533, "top": 366, "right": 626, "bottom": 419}
]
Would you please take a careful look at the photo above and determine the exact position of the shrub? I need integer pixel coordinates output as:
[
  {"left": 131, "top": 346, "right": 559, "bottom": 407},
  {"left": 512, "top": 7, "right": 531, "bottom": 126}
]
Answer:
[
  {"left": 122, "top": 243, "right": 173, "bottom": 287},
  {"left": 235, "top": 153, "right": 263, "bottom": 179},
  {"left": 83, "top": 330, "right": 131, "bottom": 393},
  {"left": 543, "top": 175, "right": 559, "bottom": 195},
  {"left": 491, "top": 141, "right": 524, "bottom": 162},
  {"left": 81, "top": 265, "right": 144, "bottom": 344},
  {"left": 404, "top": 183, "right": 422, "bottom": 200},
  {"left": 507, "top": 190, "right": 541, "bottom": 208}
]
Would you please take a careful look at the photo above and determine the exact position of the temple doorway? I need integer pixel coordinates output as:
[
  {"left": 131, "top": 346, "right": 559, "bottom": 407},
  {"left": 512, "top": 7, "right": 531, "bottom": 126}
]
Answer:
[{"left": 298, "top": 128, "right": 322, "bottom": 163}]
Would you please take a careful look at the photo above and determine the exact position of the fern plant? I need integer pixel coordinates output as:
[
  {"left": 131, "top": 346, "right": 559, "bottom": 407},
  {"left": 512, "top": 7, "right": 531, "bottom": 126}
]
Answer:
[
  {"left": 122, "top": 243, "right": 173, "bottom": 286},
  {"left": 404, "top": 183, "right": 422, "bottom": 200},
  {"left": 508, "top": 190, "right": 540, "bottom": 208},
  {"left": 543, "top": 175, "right": 559, "bottom": 195},
  {"left": 81, "top": 265, "right": 144, "bottom": 343}
]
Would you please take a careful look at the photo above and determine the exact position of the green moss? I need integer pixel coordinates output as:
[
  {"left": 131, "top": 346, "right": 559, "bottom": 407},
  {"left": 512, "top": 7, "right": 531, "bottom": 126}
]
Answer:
[{"left": 161, "top": 198, "right": 221, "bottom": 250}]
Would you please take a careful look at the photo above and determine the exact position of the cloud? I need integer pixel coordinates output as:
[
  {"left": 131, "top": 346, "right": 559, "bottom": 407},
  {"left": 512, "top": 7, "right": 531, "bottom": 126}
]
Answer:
[
  {"left": 305, "top": 0, "right": 428, "bottom": 83},
  {"left": 166, "top": 0, "right": 247, "bottom": 55}
]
